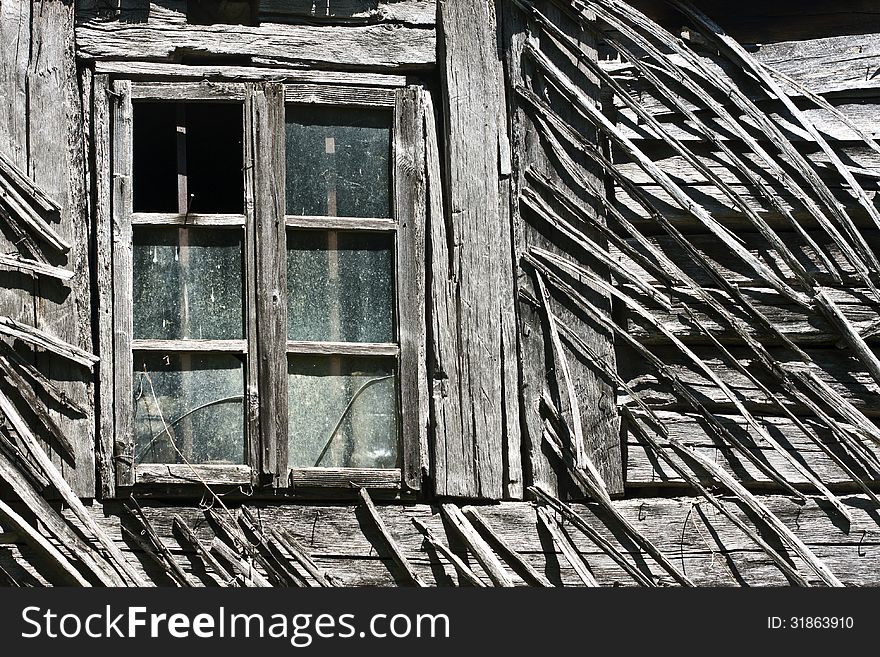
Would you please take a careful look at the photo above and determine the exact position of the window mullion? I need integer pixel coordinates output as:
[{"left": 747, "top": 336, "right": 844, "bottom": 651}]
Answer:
[
  {"left": 248, "top": 82, "right": 289, "bottom": 486},
  {"left": 111, "top": 79, "right": 136, "bottom": 488}
]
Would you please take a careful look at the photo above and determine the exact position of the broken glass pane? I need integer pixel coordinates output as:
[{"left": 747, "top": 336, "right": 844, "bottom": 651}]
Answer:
[
  {"left": 132, "top": 102, "right": 244, "bottom": 214},
  {"left": 133, "top": 226, "right": 244, "bottom": 340},
  {"left": 133, "top": 352, "right": 245, "bottom": 465},
  {"left": 285, "top": 106, "right": 392, "bottom": 218},
  {"left": 287, "top": 356, "right": 398, "bottom": 469},
  {"left": 287, "top": 230, "right": 394, "bottom": 343}
]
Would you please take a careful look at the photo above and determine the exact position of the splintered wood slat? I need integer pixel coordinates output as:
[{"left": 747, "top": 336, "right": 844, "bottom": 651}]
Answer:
[
  {"left": 440, "top": 504, "right": 514, "bottom": 586},
  {"left": 536, "top": 506, "right": 598, "bottom": 587},
  {"left": 501, "top": 0, "right": 621, "bottom": 498},
  {"left": 461, "top": 506, "right": 553, "bottom": 587},
  {"left": 172, "top": 516, "right": 233, "bottom": 586},
  {"left": 0, "top": 498, "right": 89, "bottom": 586},
  {"left": 210, "top": 537, "right": 272, "bottom": 587},
  {"left": 433, "top": 0, "right": 520, "bottom": 499},
  {"left": 410, "top": 517, "right": 486, "bottom": 587},
  {"left": 358, "top": 487, "right": 426, "bottom": 586},
  {"left": 273, "top": 527, "right": 337, "bottom": 587}
]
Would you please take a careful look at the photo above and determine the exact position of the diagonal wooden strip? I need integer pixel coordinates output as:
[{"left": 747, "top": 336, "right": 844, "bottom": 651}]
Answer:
[
  {"left": 0, "top": 316, "right": 98, "bottom": 367},
  {"left": 358, "top": 487, "right": 427, "bottom": 587}
]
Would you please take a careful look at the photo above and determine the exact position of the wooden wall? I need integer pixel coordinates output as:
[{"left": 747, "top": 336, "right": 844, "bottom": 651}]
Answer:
[
  {"left": 597, "top": 4, "right": 880, "bottom": 493},
  {"left": 0, "top": 0, "right": 94, "bottom": 497}
]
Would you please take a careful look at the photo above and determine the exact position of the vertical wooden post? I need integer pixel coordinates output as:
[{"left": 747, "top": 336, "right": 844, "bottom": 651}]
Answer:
[
  {"left": 247, "top": 83, "right": 288, "bottom": 484},
  {"left": 434, "top": 0, "right": 522, "bottom": 499}
]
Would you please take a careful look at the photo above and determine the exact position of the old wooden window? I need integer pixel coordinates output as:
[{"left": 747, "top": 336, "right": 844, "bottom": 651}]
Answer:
[{"left": 108, "top": 80, "right": 425, "bottom": 493}]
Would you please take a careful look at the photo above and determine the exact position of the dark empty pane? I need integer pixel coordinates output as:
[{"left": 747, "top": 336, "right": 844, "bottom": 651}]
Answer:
[
  {"left": 186, "top": 103, "right": 244, "bottom": 214},
  {"left": 287, "top": 230, "right": 394, "bottom": 342},
  {"left": 285, "top": 106, "right": 391, "bottom": 217},
  {"left": 133, "top": 103, "right": 177, "bottom": 213},
  {"left": 133, "top": 352, "right": 245, "bottom": 465},
  {"left": 132, "top": 102, "right": 243, "bottom": 214},
  {"left": 287, "top": 356, "right": 398, "bottom": 469},
  {"left": 133, "top": 226, "right": 243, "bottom": 340}
]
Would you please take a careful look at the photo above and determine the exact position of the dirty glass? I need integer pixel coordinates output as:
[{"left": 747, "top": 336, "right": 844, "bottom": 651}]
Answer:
[
  {"left": 287, "top": 356, "right": 398, "bottom": 469},
  {"left": 133, "top": 352, "right": 245, "bottom": 465},
  {"left": 285, "top": 106, "right": 392, "bottom": 218},
  {"left": 287, "top": 230, "right": 394, "bottom": 343},
  {"left": 133, "top": 226, "right": 244, "bottom": 340}
]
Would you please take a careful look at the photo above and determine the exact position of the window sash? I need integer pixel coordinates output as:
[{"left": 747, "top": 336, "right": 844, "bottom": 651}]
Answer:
[{"left": 110, "top": 79, "right": 426, "bottom": 492}]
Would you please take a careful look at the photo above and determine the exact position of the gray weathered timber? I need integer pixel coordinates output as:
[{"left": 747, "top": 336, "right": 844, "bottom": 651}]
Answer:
[
  {"left": 394, "top": 86, "right": 429, "bottom": 491},
  {"left": 625, "top": 410, "right": 880, "bottom": 489},
  {"left": 247, "top": 84, "right": 288, "bottom": 484},
  {"left": 289, "top": 468, "right": 401, "bottom": 489},
  {"left": 75, "top": 21, "right": 436, "bottom": 71},
  {"left": 440, "top": 503, "right": 514, "bottom": 586},
  {"left": 259, "top": 0, "right": 437, "bottom": 25},
  {"left": 93, "top": 61, "right": 407, "bottom": 87},
  {"left": 358, "top": 487, "right": 427, "bottom": 586},
  {"left": 503, "top": 1, "right": 622, "bottom": 498},
  {"left": 433, "top": 0, "right": 520, "bottom": 499},
  {"left": 79, "top": 495, "right": 880, "bottom": 586},
  {"left": 111, "top": 79, "right": 135, "bottom": 488},
  {"left": 136, "top": 464, "right": 252, "bottom": 486},
  {"left": 29, "top": 2, "right": 95, "bottom": 497},
  {"left": 620, "top": 345, "right": 880, "bottom": 419}
]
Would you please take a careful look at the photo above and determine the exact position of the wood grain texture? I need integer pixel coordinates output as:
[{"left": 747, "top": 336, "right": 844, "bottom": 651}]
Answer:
[
  {"left": 111, "top": 80, "right": 135, "bottom": 488},
  {"left": 29, "top": 2, "right": 95, "bottom": 497},
  {"left": 433, "top": 0, "right": 520, "bottom": 499},
  {"left": 93, "top": 61, "right": 408, "bottom": 87},
  {"left": 394, "top": 86, "right": 429, "bottom": 491},
  {"left": 259, "top": 0, "right": 437, "bottom": 26},
  {"left": 75, "top": 20, "right": 436, "bottom": 71},
  {"left": 72, "top": 494, "right": 880, "bottom": 586},
  {"left": 248, "top": 83, "right": 288, "bottom": 484},
  {"left": 503, "top": 1, "right": 622, "bottom": 498}
]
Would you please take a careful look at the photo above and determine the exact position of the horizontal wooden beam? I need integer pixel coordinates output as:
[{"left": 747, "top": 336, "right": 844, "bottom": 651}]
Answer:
[
  {"left": 72, "top": 495, "right": 880, "bottom": 586},
  {"left": 94, "top": 61, "right": 408, "bottom": 86},
  {"left": 76, "top": 21, "right": 436, "bottom": 71}
]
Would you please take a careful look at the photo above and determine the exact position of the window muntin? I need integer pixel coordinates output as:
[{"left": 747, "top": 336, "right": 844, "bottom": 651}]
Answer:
[{"left": 112, "top": 80, "right": 422, "bottom": 490}]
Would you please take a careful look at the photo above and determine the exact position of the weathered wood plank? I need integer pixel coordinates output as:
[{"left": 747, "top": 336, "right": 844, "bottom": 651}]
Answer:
[
  {"left": 29, "top": 2, "right": 95, "bottom": 497},
  {"left": 624, "top": 410, "right": 880, "bottom": 488},
  {"left": 79, "top": 495, "right": 880, "bottom": 586},
  {"left": 394, "top": 86, "right": 429, "bottom": 491},
  {"left": 503, "top": 1, "right": 622, "bottom": 498},
  {"left": 260, "top": 0, "right": 436, "bottom": 26},
  {"left": 620, "top": 345, "right": 880, "bottom": 418},
  {"left": 247, "top": 83, "right": 288, "bottom": 483},
  {"left": 111, "top": 80, "right": 135, "bottom": 488},
  {"left": 433, "top": 0, "right": 519, "bottom": 499},
  {"left": 75, "top": 20, "right": 436, "bottom": 71},
  {"left": 93, "top": 61, "right": 408, "bottom": 86}
]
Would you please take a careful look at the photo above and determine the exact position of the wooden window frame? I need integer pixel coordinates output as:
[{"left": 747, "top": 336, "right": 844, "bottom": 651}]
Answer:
[{"left": 106, "top": 78, "right": 427, "bottom": 495}]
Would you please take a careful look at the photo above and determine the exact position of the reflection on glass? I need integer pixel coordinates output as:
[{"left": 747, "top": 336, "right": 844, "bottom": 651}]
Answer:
[
  {"left": 287, "top": 230, "right": 394, "bottom": 343},
  {"left": 287, "top": 356, "right": 398, "bottom": 469},
  {"left": 285, "top": 106, "right": 391, "bottom": 218},
  {"left": 133, "top": 227, "right": 243, "bottom": 340},
  {"left": 133, "top": 352, "right": 245, "bottom": 465}
]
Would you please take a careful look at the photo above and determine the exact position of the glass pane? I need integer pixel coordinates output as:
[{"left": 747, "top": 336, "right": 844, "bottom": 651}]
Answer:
[
  {"left": 287, "top": 356, "right": 398, "bottom": 469},
  {"left": 287, "top": 230, "right": 394, "bottom": 343},
  {"left": 285, "top": 106, "right": 391, "bottom": 217},
  {"left": 133, "top": 226, "right": 244, "bottom": 340},
  {"left": 133, "top": 352, "right": 245, "bottom": 465}
]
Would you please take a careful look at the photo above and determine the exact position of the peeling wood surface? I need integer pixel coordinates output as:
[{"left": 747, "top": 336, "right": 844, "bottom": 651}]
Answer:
[
  {"left": 45, "top": 496, "right": 880, "bottom": 587},
  {"left": 75, "top": 20, "right": 436, "bottom": 71},
  {"left": 432, "top": 0, "right": 520, "bottom": 499}
]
